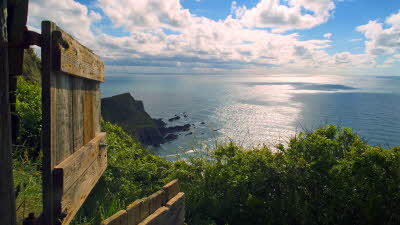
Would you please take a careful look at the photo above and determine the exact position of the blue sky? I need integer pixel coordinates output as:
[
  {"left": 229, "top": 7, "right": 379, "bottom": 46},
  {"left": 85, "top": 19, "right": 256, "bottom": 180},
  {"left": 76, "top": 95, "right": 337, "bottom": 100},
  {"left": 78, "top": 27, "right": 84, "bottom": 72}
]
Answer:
[{"left": 28, "top": 0, "right": 400, "bottom": 75}]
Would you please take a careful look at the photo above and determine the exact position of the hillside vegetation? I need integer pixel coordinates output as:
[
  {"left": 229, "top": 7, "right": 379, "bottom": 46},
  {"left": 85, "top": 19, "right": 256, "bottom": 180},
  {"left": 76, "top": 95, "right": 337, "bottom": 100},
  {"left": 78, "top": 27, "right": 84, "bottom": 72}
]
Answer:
[{"left": 13, "top": 49, "right": 400, "bottom": 225}]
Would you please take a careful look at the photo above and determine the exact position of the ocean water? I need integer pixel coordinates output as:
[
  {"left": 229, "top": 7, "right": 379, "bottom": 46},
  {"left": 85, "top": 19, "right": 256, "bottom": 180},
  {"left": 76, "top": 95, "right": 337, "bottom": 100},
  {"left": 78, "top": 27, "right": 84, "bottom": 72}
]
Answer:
[{"left": 101, "top": 74, "right": 400, "bottom": 159}]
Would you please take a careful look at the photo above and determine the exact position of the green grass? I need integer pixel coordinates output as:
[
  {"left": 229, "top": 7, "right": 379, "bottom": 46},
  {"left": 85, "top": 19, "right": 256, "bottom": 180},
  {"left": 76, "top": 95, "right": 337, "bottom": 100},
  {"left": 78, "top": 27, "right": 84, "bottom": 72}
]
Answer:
[{"left": 13, "top": 157, "right": 42, "bottom": 224}]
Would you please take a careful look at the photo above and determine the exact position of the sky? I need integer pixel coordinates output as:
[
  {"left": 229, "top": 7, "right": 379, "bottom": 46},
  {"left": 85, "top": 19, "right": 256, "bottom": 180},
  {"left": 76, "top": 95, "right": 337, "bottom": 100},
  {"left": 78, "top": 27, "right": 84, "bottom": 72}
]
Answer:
[{"left": 27, "top": 0, "right": 400, "bottom": 76}]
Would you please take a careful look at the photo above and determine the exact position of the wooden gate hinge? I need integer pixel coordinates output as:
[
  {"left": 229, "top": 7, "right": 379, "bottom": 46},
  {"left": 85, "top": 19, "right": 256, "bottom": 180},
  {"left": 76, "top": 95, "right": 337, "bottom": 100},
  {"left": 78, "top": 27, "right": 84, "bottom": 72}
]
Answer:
[
  {"left": 24, "top": 29, "right": 42, "bottom": 48},
  {"left": 0, "top": 29, "right": 42, "bottom": 48}
]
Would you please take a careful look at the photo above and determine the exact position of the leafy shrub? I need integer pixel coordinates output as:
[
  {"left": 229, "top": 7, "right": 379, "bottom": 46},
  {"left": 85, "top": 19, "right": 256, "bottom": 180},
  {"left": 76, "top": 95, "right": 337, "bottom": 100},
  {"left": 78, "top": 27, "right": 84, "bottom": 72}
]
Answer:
[
  {"left": 15, "top": 76, "right": 42, "bottom": 159},
  {"left": 171, "top": 125, "right": 400, "bottom": 225}
]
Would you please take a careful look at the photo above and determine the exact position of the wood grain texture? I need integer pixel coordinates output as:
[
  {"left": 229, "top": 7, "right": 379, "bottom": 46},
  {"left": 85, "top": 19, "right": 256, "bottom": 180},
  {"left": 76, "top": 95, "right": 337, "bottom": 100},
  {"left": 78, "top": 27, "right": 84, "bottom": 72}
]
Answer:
[
  {"left": 58, "top": 140, "right": 107, "bottom": 225},
  {"left": 101, "top": 210, "right": 128, "bottom": 225},
  {"left": 7, "top": 0, "right": 28, "bottom": 75},
  {"left": 55, "top": 71, "right": 74, "bottom": 165},
  {"left": 148, "top": 190, "right": 167, "bottom": 214},
  {"left": 165, "top": 192, "right": 185, "bottom": 225},
  {"left": 52, "top": 30, "right": 104, "bottom": 82},
  {"left": 127, "top": 200, "right": 143, "bottom": 225},
  {"left": 7, "top": 0, "right": 28, "bottom": 148},
  {"left": 138, "top": 207, "right": 169, "bottom": 225},
  {"left": 72, "top": 77, "right": 84, "bottom": 151},
  {"left": 83, "top": 81, "right": 95, "bottom": 144},
  {"left": 162, "top": 179, "right": 180, "bottom": 201},
  {"left": 42, "top": 20, "right": 58, "bottom": 225},
  {"left": 54, "top": 132, "right": 106, "bottom": 193},
  {"left": 0, "top": 0, "right": 16, "bottom": 224},
  {"left": 94, "top": 82, "right": 101, "bottom": 134}
]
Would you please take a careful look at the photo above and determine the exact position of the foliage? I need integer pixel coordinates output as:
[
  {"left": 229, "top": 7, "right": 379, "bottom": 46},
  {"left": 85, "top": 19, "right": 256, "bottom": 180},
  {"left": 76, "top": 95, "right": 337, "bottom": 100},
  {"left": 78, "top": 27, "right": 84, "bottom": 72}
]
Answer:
[
  {"left": 22, "top": 48, "right": 41, "bottom": 83},
  {"left": 13, "top": 48, "right": 42, "bottom": 160},
  {"left": 170, "top": 125, "right": 400, "bottom": 225},
  {"left": 13, "top": 156, "right": 42, "bottom": 224},
  {"left": 15, "top": 76, "right": 42, "bottom": 159}
]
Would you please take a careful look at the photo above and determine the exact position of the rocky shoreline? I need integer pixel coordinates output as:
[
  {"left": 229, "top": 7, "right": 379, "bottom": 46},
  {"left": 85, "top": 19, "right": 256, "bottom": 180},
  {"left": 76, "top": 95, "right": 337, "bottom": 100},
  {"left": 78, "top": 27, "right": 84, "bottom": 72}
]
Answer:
[{"left": 101, "top": 93, "right": 192, "bottom": 147}]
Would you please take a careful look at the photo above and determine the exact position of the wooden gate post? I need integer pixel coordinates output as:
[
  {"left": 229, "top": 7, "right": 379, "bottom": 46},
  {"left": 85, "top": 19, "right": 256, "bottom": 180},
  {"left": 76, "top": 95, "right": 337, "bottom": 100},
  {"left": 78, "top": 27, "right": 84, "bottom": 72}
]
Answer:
[
  {"left": 0, "top": 0, "right": 17, "bottom": 224},
  {"left": 7, "top": 0, "right": 29, "bottom": 144},
  {"left": 41, "top": 20, "right": 106, "bottom": 225}
]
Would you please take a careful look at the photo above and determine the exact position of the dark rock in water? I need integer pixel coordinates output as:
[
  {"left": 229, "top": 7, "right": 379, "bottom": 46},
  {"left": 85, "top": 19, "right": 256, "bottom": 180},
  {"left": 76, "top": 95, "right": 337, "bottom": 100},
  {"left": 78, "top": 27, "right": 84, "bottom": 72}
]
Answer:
[
  {"left": 168, "top": 115, "right": 181, "bottom": 122},
  {"left": 164, "top": 134, "right": 178, "bottom": 142},
  {"left": 200, "top": 122, "right": 205, "bottom": 125},
  {"left": 161, "top": 124, "right": 191, "bottom": 134},
  {"left": 101, "top": 93, "right": 165, "bottom": 146},
  {"left": 153, "top": 118, "right": 166, "bottom": 128},
  {"left": 185, "top": 132, "right": 193, "bottom": 136},
  {"left": 183, "top": 115, "right": 188, "bottom": 118}
]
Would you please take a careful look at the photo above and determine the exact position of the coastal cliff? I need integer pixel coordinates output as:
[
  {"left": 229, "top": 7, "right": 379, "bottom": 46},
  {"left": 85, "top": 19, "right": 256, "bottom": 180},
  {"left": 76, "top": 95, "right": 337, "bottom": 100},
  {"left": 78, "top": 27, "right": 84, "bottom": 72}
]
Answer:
[{"left": 101, "top": 93, "right": 190, "bottom": 146}]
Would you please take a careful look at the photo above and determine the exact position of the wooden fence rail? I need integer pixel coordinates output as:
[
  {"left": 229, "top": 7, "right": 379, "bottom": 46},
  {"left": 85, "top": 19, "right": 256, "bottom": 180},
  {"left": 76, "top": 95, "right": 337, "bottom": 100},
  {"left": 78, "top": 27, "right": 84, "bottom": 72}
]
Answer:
[{"left": 101, "top": 179, "right": 185, "bottom": 225}]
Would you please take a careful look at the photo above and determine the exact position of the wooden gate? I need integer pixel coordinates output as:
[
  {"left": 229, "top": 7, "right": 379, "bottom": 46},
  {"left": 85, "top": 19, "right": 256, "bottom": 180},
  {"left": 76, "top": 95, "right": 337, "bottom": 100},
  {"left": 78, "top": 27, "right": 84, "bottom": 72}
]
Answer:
[{"left": 41, "top": 21, "right": 106, "bottom": 225}]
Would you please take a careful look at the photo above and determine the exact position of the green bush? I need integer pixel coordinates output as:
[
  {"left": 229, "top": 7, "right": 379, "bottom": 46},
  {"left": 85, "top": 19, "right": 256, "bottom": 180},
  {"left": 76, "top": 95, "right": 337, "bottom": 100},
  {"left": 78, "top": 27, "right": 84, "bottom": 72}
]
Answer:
[
  {"left": 170, "top": 125, "right": 400, "bottom": 225},
  {"left": 15, "top": 76, "right": 42, "bottom": 159}
]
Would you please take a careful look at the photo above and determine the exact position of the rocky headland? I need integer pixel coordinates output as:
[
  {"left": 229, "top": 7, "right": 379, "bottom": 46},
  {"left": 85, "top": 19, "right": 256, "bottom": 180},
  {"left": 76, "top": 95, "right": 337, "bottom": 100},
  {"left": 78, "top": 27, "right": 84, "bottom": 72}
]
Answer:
[{"left": 101, "top": 93, "right": 191, "bottom": 146}]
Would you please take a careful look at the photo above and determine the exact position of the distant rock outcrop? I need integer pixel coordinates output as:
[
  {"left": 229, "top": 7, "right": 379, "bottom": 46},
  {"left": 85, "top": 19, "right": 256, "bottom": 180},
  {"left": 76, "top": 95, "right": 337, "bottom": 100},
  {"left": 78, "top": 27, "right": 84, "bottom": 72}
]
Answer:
[
  {"left": 101, "top": 93, "right": 191, "bottom": 147},
  {"left": 101, "top": 93, "right": 164, "bottom": 146}
]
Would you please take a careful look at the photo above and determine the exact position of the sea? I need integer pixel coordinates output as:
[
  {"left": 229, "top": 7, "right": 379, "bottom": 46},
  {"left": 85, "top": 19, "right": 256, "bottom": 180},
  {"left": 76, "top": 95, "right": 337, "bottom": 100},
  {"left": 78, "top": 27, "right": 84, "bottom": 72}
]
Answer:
[{"left": 101, "top": 73, "right": 400, "bottom": 159}]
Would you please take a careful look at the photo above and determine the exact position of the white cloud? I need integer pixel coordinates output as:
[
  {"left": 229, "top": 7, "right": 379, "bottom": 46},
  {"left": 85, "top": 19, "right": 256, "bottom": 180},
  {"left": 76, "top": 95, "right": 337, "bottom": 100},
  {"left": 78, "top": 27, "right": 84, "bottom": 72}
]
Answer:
[
  {"left": 324, "top": 33, "right": 332, "bottom": 39},
  {"left": 28, "top": 0, "right": 101, "bottom": 45},
  {"left": 357, "top": 11, "right": 400, "bottom": 56},
  {"left": 98, "top": 0, "right": 192, "bottom": 32},
  {"left": 231, "top": 1, "right": 247, "bottom": 19},
  {"left": 236, "top": 0, "right": 335, "bottom": 32},
  {"left": 26, "top": 0, "right": 400, "bottom": 75}
]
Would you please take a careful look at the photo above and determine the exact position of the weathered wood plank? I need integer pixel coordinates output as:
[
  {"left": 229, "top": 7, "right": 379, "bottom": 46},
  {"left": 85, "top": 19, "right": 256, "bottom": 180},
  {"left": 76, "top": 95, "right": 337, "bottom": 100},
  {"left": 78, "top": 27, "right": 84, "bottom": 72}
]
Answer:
[
  {"left": 7, "top": 0, "right": 28, "bottom": 146},
  {"left": 7, "top": 0, "right": 28, "bottom": 75},
  {"left": 52, "top": 30, "right": 104, "bottom": 82},
  {"left": 83, "top": 81, "right": 95, "bottom": 144},
  {"left": 127, "top": 200, "right": 143, "bottom": 225},
  {"left": 42, "top": 20, "right": 58, "bottom": 225},
  {"left": 162, "top": 179, "right": 180, "bottom": 201},
  {"left": 165, "top": 192, "right": 185, "bottom": 225},
  {"left": 58, "top": 141, "right": 107, "bottom": 225},
  {"left": 139, "top": 197, "right": 150, "bottom": 222},
  {"left": 138, "top": 207, "right": 169, "bottom": 225},
  {"left": 54, "top": 132, "right": 106, "bottom": 193},
  {"left": 72, "top": 77, "right": 84, "bottom": 151},
  {"left": 101, "top": 210, "right": 128, "bottom": 225},
  {"left": 148, "top": 190, "right": 167, "bottom": 214},
  {"left": 55, "top": 71, "right": 74, "bottom": 164},
  {"left": 94, "top": 82, "right": 101, "bottom": 134},
  {"left": 0, "top": 0, "right": 16, "bottom": 224}
]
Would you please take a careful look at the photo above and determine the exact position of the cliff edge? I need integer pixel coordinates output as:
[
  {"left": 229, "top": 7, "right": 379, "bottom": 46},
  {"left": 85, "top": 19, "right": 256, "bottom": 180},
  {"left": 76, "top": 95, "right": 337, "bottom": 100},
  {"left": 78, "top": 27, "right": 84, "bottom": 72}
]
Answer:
[
  {"left": 101, "top": 93, "right": 191, "bottom": 147},
  {"left": 101, "top": 93, "right": 165, "bottom": 146}
]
